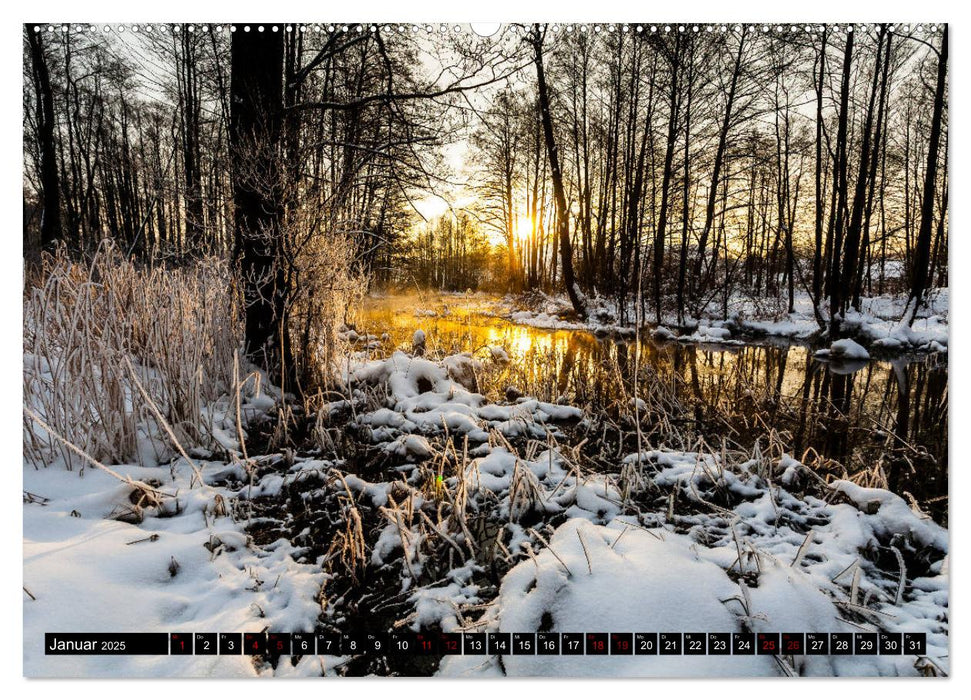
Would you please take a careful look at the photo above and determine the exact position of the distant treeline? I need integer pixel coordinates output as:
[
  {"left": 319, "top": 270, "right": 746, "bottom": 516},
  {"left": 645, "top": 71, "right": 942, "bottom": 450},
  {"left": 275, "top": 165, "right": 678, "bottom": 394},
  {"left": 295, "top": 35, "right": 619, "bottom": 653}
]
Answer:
[{"left": 459, "top": 25, "right": 948, "bottom": 331}]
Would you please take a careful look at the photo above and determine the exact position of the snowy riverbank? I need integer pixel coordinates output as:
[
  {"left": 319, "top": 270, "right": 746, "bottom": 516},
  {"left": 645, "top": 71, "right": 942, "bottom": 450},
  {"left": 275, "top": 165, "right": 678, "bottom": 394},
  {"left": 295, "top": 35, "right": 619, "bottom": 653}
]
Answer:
[
  {"left": 24, "top": 347, "right": 949, "bottom": 677},
  {"left": 498, "top": 289, "right": 948, "bottom": 355}
]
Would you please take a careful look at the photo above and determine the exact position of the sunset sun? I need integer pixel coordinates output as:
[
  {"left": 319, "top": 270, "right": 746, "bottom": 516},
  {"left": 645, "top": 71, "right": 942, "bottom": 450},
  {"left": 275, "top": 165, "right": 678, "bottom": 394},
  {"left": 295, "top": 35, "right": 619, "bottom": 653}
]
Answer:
[{"left": 513, "top": 215, "right": 533, "bottom": 243}]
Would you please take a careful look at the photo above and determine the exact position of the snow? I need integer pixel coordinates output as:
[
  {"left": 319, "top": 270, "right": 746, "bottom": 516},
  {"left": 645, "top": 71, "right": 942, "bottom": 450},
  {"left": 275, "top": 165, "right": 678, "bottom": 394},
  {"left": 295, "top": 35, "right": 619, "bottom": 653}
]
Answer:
[
  {"left": 679, "top": 324, "right": 740, "bottom": 345},
  {"left": 384, "top": 434, "right": 434, "bottom": 461},
  {"left": 440, "top": 519, "right": 777, "bottom": 677},
  {"left": 508, "top": 310, "right": 588, "bottom": 332},
  {"left": 442, "top": 352, "right": 482, "bottom": 390},
  {"left": 24, "top": 459, "right": 333, "bottom": 677},
  {"left": 23, "top": 323, "right": 948, "bottom": 678},
  {"left": 651, "top": 325, "right": 677, "bottom": 341},
  {"left": 829, "top": 480, "right": 947, "bottom": 552},
  {"left": 440, "top": 447, "right": 949, "bottom": 677},
  {"left": 411, "top": 329, "right": 427, "bottom": 355},
  {"left": 348, "top": 351, "right": 581, "bottom": 445},
  {"left": 817, "top": 338, "right": 871, "bottom": 361},
  {"left": 489, "top": 345, "right": 510, "bottom": 363},
  {"left": 504, "top": 288, "right": 948, "bottom": 354}
]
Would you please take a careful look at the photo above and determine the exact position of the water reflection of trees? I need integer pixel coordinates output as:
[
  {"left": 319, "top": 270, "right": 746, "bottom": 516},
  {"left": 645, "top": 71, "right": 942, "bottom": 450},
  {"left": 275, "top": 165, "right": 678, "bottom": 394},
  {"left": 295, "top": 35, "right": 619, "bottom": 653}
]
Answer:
[
  {"left": 359, "top": 300, "right": 947, "bottom": 511},
  {"left": 549, "top": 334, "right": 943, "bottom": 507}
]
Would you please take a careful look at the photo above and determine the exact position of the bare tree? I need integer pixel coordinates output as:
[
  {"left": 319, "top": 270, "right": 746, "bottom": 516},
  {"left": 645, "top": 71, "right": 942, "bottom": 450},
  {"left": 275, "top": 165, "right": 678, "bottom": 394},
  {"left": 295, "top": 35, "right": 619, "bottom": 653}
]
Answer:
[
  {"left": 906, "top": 24, "right": 948, "bottom": 323},
  {"left": 530, "top": 24, "right": 586, "bottom": 319},
  {"left": 25, "top": 27, "right": 62, "bottom": 253}
]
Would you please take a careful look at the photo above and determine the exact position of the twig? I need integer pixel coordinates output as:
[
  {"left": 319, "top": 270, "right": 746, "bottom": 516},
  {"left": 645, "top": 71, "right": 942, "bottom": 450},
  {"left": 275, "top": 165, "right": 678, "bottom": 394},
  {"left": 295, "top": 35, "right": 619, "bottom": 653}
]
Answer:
[
  {"left": 24, "top": 407, "right": 165, "bottom": 505},
  {"left": 576, "top": 529, "right": 593, "bottom": 574}
]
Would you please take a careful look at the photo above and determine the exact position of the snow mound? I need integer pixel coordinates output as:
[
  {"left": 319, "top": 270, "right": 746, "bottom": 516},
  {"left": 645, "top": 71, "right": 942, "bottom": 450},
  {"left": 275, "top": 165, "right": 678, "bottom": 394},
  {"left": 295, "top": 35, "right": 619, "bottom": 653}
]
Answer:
[
  {"left": 489, "top": 345, "right": 510, "bottom": 363},
  {"left": 383, "top": 434, "right": 434, "bottom": 461},
  {"left": 348, "top": 351, "right": 582, "bottom": 444},
  {"left": 440, "top": 519, "right": 777, "bottom": 677},
  {"left": 651, "top": 325, "right": 677, "bottom": 341},
  {"left": 818, "top": 338, "right": 870, "bottom": 361},
  {"left": 442, "top": 353, "right": 482, "bottom": 391},
  {"left": 679, "top": 325, "right": 740, "bottom": 345},
  {"left": 508, "top": 310, "right": 586, "bottom": 331}
]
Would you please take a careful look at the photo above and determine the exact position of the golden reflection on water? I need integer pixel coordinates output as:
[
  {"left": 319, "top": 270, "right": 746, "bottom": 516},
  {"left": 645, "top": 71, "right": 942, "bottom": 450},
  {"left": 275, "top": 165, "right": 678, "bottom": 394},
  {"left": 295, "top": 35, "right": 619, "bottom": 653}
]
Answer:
[
  {"left": 352, "top": 292, "right": 947, "bottom": 507},
  {"left": 354, "top": 292, "right": 818, "bottom": 407}
]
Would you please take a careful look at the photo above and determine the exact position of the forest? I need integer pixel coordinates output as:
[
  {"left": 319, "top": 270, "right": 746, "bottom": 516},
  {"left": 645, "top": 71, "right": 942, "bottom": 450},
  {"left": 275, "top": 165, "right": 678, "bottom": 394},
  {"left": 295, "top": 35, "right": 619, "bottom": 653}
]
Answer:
[
  {"left": 23, "top": 23, "right": 949, "bottom": 679},
  {"left": 24, "top": 23, "right": 948, "bottom": 383}
]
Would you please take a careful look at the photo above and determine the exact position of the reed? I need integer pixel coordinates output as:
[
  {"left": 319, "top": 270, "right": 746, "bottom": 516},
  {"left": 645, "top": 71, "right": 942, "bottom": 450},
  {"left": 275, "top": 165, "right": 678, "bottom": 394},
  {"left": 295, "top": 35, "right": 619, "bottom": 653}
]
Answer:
[{"left": 23, "top": 241, "right": 241, "bottom": 469}]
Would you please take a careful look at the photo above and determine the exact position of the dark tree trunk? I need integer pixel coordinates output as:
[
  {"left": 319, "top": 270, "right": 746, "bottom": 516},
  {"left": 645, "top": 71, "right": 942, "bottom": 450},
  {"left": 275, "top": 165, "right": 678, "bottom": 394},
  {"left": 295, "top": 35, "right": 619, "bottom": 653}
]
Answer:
[
  {"left": 811, "top": 29, "right": 827, "bottom": 326},
  {"left": 693, "top": 32, "right": 744, "bottom": 289},
  {"left": 178, "top": 30, "right": 204, "bottom": 253},
  {"left": 676, "top": 39, "right": 693, "bottom": 324},
  {"left": 26, "top": 27, "right": 63, "bottom": 252},
  {"left": 230, "top": 25, "right": 288, "bottom": 384},
  {"left": 930, "top": 165, "right": 948, "bottom": 288},
  {"left": 854, "top": 28, "right": 893, "bottom": 310},
  {"left": 839, "top": 30, "right": 885, "bottom": 328},
  {"left": 908, "top": 25, "right": 948, "bottom": 322},
  {"left": 827, "top": 32, "right": 853, "bottom": 339},
  {"left": 654, "top": 35, "right": 681, "bottom": 324}
]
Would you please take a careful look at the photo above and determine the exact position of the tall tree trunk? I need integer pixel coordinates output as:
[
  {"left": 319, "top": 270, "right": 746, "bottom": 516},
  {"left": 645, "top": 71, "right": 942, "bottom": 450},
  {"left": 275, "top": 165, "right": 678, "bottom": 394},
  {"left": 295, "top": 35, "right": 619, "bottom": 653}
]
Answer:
[
  {"left": 654, "top": 35, "right": 681, "bottom": 324},
  {"left": 854, "top": 28, "right": 893, "bottom": 310},
  {"left": 532, "top": 25, "right": 586, "bottom": 319},
  {"left": 907, "top": 25, "right": 948, "bottom": 323},
  {"left": 839, "top": 30, "right": 885, "bottom": 328},
  {"left": 230, "top": 25, "right": 289, "bottom": 385},
  {"left": 622, "top": 69, "right": 653, "bottom": 323},
  {"left": 827, "top": 32, "right": 853, "bottom": 339},
  {"left": 26, "top": 27, "right": 63, "bottom": 253},
  {"left": 693, "top": 32, "right": 744, "bottom": 289},
  {"left": 811, "top": 29, "right": 827, "bottom": 326},
  {"left": 930, "top": 162, "right": 948, "bottom": 288},
  {"left": 676, "top": 39, "right": 693, "bottom": 324},
  {"left": 178, "top": 29, "right": 204, "bottom": 253}
]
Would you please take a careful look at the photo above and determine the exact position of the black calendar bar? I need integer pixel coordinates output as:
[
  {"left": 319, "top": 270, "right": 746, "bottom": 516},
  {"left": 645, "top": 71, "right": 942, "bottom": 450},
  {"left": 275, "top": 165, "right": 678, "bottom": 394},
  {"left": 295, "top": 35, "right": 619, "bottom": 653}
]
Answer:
[
  {"left": 45, "top": 633, "right": 169, "bottom": 655},
  {"left": 43, "top": 632, "right": 927, "bottom": 656}
]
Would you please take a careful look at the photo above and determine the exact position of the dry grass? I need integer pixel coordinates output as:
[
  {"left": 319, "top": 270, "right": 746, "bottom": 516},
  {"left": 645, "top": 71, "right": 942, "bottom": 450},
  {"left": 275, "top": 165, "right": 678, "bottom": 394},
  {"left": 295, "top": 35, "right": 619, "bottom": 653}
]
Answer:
[{"left": 23, "top": 242, "right": 241, "bottom": 469}]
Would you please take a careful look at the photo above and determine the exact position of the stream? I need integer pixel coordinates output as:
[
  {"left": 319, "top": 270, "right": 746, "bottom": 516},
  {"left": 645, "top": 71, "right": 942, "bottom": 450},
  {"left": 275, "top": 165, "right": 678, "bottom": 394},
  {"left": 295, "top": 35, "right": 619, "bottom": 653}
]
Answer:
[{"left": 352, "top": 292, "right": 948, "bottom": 522}]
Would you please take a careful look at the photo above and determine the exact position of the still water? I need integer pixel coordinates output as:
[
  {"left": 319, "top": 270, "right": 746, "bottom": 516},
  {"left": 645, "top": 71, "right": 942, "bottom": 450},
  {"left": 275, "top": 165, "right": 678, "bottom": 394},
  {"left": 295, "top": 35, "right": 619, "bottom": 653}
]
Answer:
[{"left": 353, "top": 293, "right": 948, "bottom": 520}]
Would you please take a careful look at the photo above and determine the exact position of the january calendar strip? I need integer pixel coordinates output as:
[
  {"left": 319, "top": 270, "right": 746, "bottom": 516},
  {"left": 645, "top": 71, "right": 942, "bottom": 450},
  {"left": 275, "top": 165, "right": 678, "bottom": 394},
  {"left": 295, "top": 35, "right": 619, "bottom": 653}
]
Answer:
[{"left": 45, "top": 632, "right": 927, "bottom": 657}]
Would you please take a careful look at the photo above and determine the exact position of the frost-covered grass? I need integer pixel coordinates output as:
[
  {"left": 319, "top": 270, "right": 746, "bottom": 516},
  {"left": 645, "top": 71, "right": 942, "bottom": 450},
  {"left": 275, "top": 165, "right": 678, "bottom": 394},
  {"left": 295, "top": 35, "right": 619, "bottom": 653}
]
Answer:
[{"left": 23, "top": 243, "right": 257, "bottom": 470}]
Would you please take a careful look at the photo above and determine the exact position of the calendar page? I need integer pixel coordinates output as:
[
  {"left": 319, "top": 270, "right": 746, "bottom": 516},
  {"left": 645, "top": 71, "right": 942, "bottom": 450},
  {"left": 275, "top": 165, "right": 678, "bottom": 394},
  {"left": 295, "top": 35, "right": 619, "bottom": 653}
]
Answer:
[{"left": 22, "top": 20, "right": 948, "bottom": 679}]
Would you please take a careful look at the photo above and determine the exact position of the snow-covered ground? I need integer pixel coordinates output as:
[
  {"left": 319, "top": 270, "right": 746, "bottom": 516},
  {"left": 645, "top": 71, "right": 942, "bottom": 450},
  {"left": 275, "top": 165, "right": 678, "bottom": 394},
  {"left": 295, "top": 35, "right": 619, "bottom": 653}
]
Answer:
[
  {"left": 23, "top": 457, "right": 333, "bottom": 677},
  {"left": 500, "top": 289, "right": 949, "bottom": 354},
  {"left": 341, "top": 352, "right": 948, "bottom": 677},
  {"left": 446, "top": 463, "right": 948, "bottom": 677},
  {"left": 24, "top": 344, "right": 948, "bottom": 677}
]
